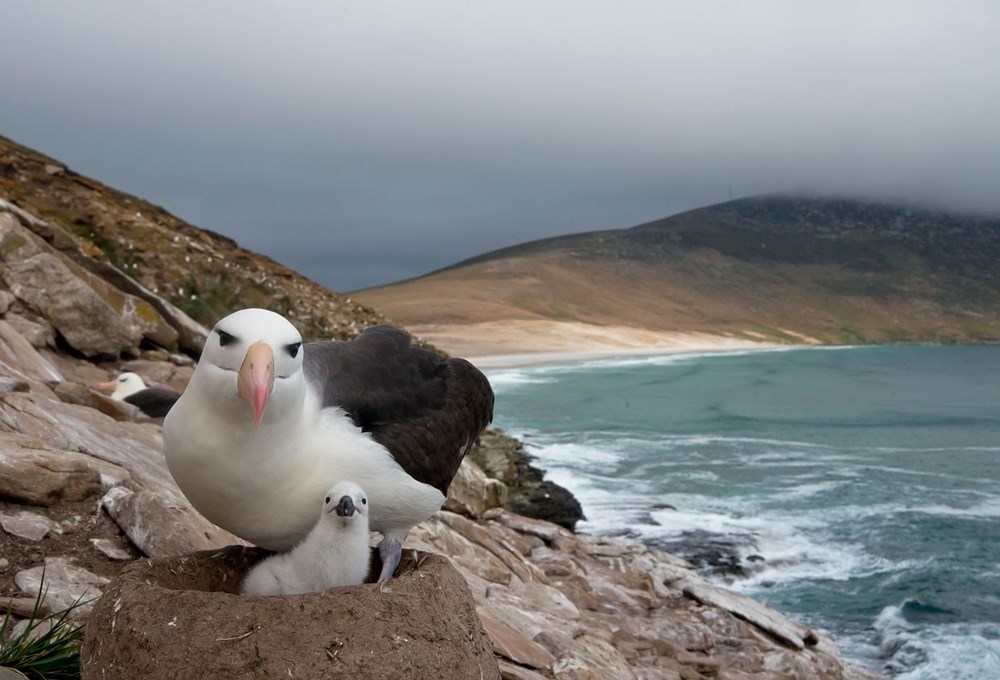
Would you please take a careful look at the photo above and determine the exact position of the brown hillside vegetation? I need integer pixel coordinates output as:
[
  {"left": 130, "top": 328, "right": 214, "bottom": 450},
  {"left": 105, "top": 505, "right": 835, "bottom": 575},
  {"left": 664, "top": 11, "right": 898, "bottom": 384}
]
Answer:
[
  {"left": 0, "top": 134, "right": 382, "bottom": 342},
  {"left": 355, "top": 196, "right": 1000, "bottom": 348}
]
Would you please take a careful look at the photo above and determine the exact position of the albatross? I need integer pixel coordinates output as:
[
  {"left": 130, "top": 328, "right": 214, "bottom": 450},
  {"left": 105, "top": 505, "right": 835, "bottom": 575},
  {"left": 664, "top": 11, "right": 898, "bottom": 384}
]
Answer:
[
  {"left": 96, "top": 372, "right": 180, "bottom": 418},
  {"left": 162, "top": 308, "right": 494, "bottom": 583}
]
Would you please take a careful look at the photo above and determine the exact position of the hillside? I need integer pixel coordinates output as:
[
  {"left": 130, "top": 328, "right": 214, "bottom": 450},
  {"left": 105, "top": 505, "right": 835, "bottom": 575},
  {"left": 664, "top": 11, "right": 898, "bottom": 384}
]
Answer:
[
  {"left": 354, "top": 195, "right": 1000, "bottom": 347},
  {"left": 0, "top": 134, "right": 382, "bottom": 343}
]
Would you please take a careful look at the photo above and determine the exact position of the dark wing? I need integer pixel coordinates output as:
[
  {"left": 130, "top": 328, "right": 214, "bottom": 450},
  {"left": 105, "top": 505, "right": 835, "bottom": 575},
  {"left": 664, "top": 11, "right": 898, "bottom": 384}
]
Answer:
[
  {"left": 123, "top": 387, "right": 181, "bottom": 418},
  {"left": 303, "top": 325, "right": 494, "bottom": 495}
]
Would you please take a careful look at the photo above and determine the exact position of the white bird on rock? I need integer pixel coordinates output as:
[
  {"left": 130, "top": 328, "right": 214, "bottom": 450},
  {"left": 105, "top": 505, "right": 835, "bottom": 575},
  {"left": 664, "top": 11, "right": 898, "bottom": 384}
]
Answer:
[
  {"left": 95, "top": 372, "right": 180, "bottom": 418},
  {"left": 163, "top": 308, "right": 493, "bottom": 583}
]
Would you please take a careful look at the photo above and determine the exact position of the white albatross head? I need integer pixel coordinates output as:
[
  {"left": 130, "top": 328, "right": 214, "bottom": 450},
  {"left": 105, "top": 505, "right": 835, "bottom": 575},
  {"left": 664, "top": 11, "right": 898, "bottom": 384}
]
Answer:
[
  {"left": 197, "top": 308, "right": 305, "bottom": 428},
  {"left": 322, "top": 481, "right": 369, "bottom": 525},
  {"left": 95, "top": 372, "right": 148, "bottom": 400}
]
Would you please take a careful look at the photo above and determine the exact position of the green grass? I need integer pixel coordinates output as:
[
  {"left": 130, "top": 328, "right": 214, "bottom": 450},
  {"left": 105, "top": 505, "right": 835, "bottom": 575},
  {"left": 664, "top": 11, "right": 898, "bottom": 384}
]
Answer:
[{"left": 0, "top": 574, "right": 90, "bottom": 680}]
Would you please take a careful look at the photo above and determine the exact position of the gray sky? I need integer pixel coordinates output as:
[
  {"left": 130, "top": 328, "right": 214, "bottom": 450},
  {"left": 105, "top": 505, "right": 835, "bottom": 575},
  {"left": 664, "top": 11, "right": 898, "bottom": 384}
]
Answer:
[{"left": 2, "top": 1, "right": 999, "bottom": 291}]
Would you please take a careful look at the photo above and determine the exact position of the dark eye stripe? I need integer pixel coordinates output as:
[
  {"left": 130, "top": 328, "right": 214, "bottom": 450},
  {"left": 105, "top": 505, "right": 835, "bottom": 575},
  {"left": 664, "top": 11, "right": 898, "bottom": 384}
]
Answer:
[
  {"left": 286, "top": 342, "right": 302, "bottom": 358},
  {"left": 217, "top": 329, "right": 237, "bottom": 347}
]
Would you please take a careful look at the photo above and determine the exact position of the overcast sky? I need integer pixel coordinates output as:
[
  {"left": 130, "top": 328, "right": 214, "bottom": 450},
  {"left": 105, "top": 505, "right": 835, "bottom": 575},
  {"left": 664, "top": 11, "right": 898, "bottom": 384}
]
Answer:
[{"left": 2, "top": 1, "right": 999, "bottom": 291}]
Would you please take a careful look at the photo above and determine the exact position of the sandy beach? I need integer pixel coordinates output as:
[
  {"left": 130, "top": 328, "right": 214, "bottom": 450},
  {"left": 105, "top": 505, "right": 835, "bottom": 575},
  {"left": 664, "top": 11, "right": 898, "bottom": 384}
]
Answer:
[{"left": 409, "top": 319, "right": 794, "bottom": 369}]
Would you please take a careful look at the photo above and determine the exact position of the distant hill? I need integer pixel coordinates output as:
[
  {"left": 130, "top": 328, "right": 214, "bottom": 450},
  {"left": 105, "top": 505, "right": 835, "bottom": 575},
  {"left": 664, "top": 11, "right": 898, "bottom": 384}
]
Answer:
[{"left": 354, "top": 195, "right": 1000, "bottom": 344}]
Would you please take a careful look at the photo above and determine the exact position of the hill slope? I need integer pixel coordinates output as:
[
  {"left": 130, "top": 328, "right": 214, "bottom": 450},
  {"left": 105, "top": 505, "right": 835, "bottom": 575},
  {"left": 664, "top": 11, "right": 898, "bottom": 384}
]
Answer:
[
  {"left": 355, "top": 195, "right": 1000, "bottom": 345},
  {"left": 0, "top": 134, "right": 382, "bottom": 342}
]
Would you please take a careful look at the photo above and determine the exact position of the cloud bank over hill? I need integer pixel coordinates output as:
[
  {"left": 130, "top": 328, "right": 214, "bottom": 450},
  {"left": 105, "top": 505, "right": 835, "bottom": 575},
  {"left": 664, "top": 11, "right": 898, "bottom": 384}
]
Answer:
[{"left": 2, "top": 1, "right": 998, "bottom": 290}]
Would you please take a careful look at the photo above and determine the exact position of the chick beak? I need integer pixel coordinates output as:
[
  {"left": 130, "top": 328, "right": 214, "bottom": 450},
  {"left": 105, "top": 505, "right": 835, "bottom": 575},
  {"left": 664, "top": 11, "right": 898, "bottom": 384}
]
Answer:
[{"left": 237, "top": 342, "right": 275, "bottom": 427}]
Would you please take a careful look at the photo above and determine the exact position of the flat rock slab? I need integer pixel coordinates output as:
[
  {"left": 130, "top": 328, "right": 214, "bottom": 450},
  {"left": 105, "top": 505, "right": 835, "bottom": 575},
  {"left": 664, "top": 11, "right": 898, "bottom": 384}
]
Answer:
[
  {"left": 681, "top": 578, "right": 816, "bottom": 650},
  {"left": 82, "top": 546, "right": 501, "bottom": 680},
  {"left": 14, "top": 557, "right": 109, "bottom": 617},
  {"left": 0, "top": 510, "right": 54, "bottom": 541}
]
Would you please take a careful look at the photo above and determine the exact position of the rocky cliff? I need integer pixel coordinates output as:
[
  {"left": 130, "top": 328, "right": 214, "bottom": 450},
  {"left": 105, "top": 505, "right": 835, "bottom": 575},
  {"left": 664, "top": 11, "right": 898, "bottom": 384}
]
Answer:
[{"left": 1, "top": 165, "right": 882, "bottom": 677}]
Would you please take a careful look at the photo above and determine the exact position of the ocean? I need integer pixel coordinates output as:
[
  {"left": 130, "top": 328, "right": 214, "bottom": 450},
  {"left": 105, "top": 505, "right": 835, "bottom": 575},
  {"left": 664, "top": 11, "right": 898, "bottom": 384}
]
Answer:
[{"left": 485, "top": 345, "right": 1000, "bottom": 679}]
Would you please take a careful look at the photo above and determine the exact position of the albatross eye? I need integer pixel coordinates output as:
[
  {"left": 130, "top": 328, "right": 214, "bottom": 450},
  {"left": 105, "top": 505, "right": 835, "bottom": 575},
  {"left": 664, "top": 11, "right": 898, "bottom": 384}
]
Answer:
[
  {"left": 217, "top": 329, "right": 236, "bottom": 347},
  {"left": 286, "top": 342, "right": 302, "bottom": 358},
  {"left": 361, "top": 497, "right": 367, "bottom": 505},
  {"left": 325, "top": 496, "right": 331, "bottom": 504}
]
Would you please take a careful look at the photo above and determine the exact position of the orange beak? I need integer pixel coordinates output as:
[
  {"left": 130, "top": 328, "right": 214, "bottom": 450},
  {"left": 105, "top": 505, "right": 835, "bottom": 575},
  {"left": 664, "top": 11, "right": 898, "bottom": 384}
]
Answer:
[
  {"left": 236, "top": 342, "right": 275, "bottom": 428},
  {"left": 94, "top": 379, "right": 117, "bottom": 392}
]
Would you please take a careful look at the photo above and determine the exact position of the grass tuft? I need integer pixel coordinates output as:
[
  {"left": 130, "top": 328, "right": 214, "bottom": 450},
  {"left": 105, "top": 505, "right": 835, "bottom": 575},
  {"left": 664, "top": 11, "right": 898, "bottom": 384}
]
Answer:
[{"left": 0, "top": 570, "right": 91, "bottom": 680}]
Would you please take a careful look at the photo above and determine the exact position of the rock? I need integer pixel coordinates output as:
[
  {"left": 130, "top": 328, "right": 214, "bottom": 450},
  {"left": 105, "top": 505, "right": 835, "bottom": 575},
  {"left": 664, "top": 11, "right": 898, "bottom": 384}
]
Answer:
[
  {"left": 470, "top": 430, "right": 585, "bottom": 530},
  {"left": 681, "top": 578, "right": 814, "bottom": 650},
  {"left": 0, "top": 667, "right": 29, "bottom": 680},
  {"left": 0, "top": 378, "right": 30, "bottom": 393},
  {"left": 82, "top": 546, "right": 500, "bottom": 680},
  {"left": 436, "top": 511, "right": 549, "bottom": 584},
  {"left": 556, "top": 634, "right": 637, "bottom": 680},
  {"left": 1, "top": 312, "right": 56, "bottom": 350},
  {"left": 101, "top": 486, "right": 237, "bottom": 557},
  {"left": 443, "top": 458, "right": 508, "bottom": 517},
  {"left": 0, "top": 213, "right": 178, "bottom": 356},
  {"left": 52, "top": 382, "right": 139, "bottom": 421},
  {"left": 9, "top": 617, "right": 61, "bottom": 644},
  {"left": 675, "top": 650, "right": 721, "bottom": 674},
  {"left": 0, "top": 319, "right": 62, "bottom": 382},
  {"left": 480, "top": 611, "right": 556, "bottom": 670},
  {"left": 0, "top": 557, "right": 9, "bottom": 570},
  {"left": 118, "top": 358, "right": 193, "bottom": 394},
  {"left": 498, "top": 660, "right": 550, "bottom": 680},
  {"left": 4, "top": 597, "right": 42, "bottom": 618},
  {"left": 0, "top": 509, "right": 54, "bottom": 540},
  {"left": 0, "top": 444, "right": 102, "bottom": 506},
  {"left": 89, "top": 538, "right": 133, "bottom": 561},
  {"left": 484, "top": 507, "right": 574, "bottom": 544},
  {"left": 552, "top": 654, "right": 607, "bottom": 680},
  {"left": 14, "top": 557, "right": 109, "bottom": 617}
]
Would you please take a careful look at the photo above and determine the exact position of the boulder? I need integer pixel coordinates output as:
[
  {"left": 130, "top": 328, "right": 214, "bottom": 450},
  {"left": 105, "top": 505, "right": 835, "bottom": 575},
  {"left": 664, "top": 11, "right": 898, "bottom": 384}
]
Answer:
[
  {"left": 0, "top": 444, "right": 102, "bottom": 506},
  {"left": 0, "top": 319, "right": 61, "bottom": 383},
  {"left": 443, "top": 458, "right": 508, "bottom": 518},
  {"left": 82, "top": 546, "right": 500, "bottom": 680},
  {"left": 0, "top": 212, "right": 178, "bottom": 356}
]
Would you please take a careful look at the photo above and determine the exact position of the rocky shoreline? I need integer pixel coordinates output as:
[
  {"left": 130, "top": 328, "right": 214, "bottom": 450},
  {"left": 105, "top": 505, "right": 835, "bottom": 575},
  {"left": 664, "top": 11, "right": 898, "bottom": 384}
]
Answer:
[{"left": 0, "top": 199, "right": 885, "bottom": 678}]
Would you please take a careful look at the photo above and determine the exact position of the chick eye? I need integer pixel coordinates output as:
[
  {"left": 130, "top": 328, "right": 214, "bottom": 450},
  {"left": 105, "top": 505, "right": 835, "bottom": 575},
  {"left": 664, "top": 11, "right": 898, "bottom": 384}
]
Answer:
[
  {"left": 217, "top": 329, "right": 236, "bottom": 347},
  {"left": 118, "top": 376, "right": 127, "bottom": 382},
  {"left": 361, "top": 498, "right": 367, "bottom": 505},
  {"left": 325, "top": 496, "right": 331, "bottom": 504},
  {"left": 286, "top": 342, "right": 302, "bottom": 358}
]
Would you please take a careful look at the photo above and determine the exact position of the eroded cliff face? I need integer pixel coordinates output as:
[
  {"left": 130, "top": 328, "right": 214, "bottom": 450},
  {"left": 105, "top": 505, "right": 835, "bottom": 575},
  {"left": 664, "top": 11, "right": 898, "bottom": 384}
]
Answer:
[{"left": 0, "top": 199, "right": 883, "bottom": 679}]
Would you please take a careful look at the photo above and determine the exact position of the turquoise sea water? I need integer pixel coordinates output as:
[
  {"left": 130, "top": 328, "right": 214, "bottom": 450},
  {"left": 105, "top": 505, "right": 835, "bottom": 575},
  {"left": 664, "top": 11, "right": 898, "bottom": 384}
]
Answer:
[{"left": 486, "top": 346, "right": 1000, "bottom": 678}]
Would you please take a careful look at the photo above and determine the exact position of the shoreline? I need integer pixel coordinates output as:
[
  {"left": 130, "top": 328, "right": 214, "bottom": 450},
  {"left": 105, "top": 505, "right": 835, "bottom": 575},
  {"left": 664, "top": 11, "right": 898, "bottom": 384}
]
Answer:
[
  {"left": 467, "top": 343, "right": 790, "bottom": 369},
  {"left": 408, "top": 319, "right": 798, "bottom": 369}
]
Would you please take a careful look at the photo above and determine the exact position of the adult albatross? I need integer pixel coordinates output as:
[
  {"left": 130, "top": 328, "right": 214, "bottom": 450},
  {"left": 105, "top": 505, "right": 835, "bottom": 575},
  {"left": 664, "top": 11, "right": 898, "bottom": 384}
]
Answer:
[{"left": 163, "top": 308, "right": 494, "bottom": 583}]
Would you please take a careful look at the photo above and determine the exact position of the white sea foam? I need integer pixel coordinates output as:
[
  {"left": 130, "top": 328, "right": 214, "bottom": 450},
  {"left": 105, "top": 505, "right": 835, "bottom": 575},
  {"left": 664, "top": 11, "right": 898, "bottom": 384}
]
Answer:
[
  {"left": 485, "top": 369, "right": 558, "bottom": 392},
  {"left": 522, "top": 441, "right": 624, "bottom": 472},
  {"left": 873, "top": 602, "right": 1000, "bottom": 679},
  {"left": 915, "top": 497, "right": 1000, "bottom": 518},
  {"left": 571, "top": 345, "right": 807, "bottom": 371}
]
